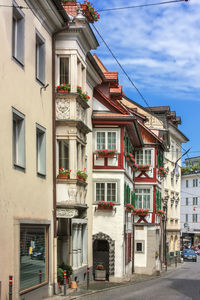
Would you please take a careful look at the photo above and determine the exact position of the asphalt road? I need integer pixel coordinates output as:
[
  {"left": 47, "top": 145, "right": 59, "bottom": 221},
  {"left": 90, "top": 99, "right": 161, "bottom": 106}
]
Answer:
[{"left": 83, "top": 258, "right": 200, "bottom": 300}]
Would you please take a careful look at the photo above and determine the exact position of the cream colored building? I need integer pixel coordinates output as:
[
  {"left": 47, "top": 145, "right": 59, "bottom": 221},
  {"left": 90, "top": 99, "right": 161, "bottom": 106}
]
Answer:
[
  {"left": 121, "top": 98, "right": 188, "bottom": 263},
  {"left": 0, "top": 1, "right": 66, "bottom": 299}
]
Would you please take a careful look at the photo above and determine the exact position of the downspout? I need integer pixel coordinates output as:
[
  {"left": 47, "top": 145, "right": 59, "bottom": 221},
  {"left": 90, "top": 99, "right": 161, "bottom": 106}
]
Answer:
[{"left": 52, "top": 23, "right": 69, "bottom": 294}]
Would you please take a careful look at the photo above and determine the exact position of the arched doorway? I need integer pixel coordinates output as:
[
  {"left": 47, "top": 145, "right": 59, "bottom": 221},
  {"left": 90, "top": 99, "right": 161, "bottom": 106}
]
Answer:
[{"left": 93, "top": 232, "right": 115, "bottom": 280}]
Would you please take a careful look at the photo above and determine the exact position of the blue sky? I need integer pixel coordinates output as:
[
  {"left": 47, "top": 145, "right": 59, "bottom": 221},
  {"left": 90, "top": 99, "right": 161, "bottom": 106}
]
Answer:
[{"left": 92, "top": 0, "right": 200, "bottom": 158}]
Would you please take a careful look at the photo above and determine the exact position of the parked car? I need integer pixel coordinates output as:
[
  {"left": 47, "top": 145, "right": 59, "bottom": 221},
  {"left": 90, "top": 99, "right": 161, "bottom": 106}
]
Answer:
[
  {"left": 31, "top": 247, "right": 45, "bottom": 261},
  {"left": 183, "top": 249, "right": 197, "bottom": 262}
]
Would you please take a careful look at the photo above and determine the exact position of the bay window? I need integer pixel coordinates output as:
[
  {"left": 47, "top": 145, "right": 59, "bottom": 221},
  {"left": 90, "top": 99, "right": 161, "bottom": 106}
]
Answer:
[
  {"left": 59, "top": 57, "right": 69, "bottom": 84},
  {"left": 135, "top": 188, "right": 151, "bottom": 209}
]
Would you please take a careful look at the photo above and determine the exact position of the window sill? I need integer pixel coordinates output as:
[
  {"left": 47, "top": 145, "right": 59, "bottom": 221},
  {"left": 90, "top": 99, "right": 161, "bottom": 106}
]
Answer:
[
  {"left": 20, "top": 281, "right": 48, "bottom": 295},
  {"left": 36, "top": 77, "right": 45, "bottom": 87},
  {"left": 12, "top": 56, "right": 24, "bottom": 69},
  {"left": 37, "top": 172, "right": 46, "bottom": 179},
  {"left": 14, "top": 164, "right": 25, "bottom": 172}
]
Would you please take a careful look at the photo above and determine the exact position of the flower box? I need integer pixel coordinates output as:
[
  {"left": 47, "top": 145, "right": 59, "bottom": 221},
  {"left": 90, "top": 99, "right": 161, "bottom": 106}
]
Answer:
[
  {"left": 57, "top": 83, "right": 71, "bottom": 93},
  {"left": 158, "top": 167, "right": 167, "bottom": 177},
  {"left": 132, "top": 208, "right": 149, "bottom": 216},
  {"left": 77, "top": 170, "right": 88, "bottom": 181},
  {"left": 157, "top": 209, "right": 165, "bottom": 216},
  {"left": 57, "top": 174, "right": 69, "bottom": 179},
  {"left": 97, "top": 201, "right": 115, "bottom": 210},
  {"left": 77, "top": 176, "right": 85, "bottom": 182},
  {"left": 81, "top": 1, "right": 100, "bottom": 23},
  {"left": 95, "top": 270, "right": 106, "bottom": 281},
  {"left": 136, "top": 164, "right": 150, "bottom": 171},
  {"left": 125, "top": 203, "right": 134, "bottom": 212},
  {"left": 96, "top": 149, "right": 117, "bottom": 158}
]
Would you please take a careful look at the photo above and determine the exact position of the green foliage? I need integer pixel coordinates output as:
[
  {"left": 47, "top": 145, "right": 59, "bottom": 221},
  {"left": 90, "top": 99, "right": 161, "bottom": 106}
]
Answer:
[
  {"left": 57, "top": 268, "right": 64, "bottom": 283},
  {"left": 59, "top": 263, "right": 73, "bottom": 277},
  {"left": 181, "top": 164, "right": 200, "bottom": 175}
]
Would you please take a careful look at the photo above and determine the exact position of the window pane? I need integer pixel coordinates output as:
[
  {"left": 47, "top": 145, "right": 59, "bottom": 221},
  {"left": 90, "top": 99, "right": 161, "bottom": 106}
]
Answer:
[
  {"left": 13, "top": 109, "right": 25, "bottom": 168},
  {"left": 144, "top": 150, "right": 151, "bottom": 165},
  {"left": 20, "top": 225, "right": 47, "bottom": 291},
  {"left": 36, "top": 33, "right": 45, "bottom": 84},
  {"left": 60, "top": 57, "right": 69, "bottom": 84},
  {"left": 59, "top": 140, "right": 69, "bottom": 170},
  {"left": 96, "top": 183, "right": 105, "bottom": 201},
  {"left": 12, "top": 6, "right": 24, "bottom": 64},
  {"left": 97, "top": 132, "right": 105, "bottom": 149},
  {"left": 108, "top": 132, "right": 116, "bottom": 149},
  {"left": 36, "top": 125, "right": 46, "bottom": 175},
  {"left": 107, "top": 183, "right": 116, "bottom": 202}
]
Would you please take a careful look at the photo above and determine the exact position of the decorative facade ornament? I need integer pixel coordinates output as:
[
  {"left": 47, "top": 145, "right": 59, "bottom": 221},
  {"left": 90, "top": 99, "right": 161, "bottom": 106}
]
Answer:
[
  {"left": 56, "top": 98, "right": 70, "bottom": 119},
  {"left": 76, "top": 102, "right": 86, "bottom": 122},
  {"left": 57, "top": 208, "right": 78, "bottom": 219},
  {"left": 68, "top": 188, "right": 77, "bottom": 201},
  {"left": 93, "top": 232, "right": 115, "bottom": 276}
]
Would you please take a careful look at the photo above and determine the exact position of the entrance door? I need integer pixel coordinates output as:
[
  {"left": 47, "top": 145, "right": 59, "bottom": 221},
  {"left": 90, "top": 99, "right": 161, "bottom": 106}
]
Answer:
[{"left": 93, "top": 240, "right": 109, "bottom": 280}]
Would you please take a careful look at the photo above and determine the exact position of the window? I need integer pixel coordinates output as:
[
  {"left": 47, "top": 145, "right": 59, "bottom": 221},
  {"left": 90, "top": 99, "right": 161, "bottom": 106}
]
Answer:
[
  {"left": 185, "top": 214, "right": 188, "bottom": 223},
  {"left": 96, "top": 131, "right": 117, "bottom": 150},
  {"left": 186, "top": 198, "right": 188, "bottom": 206},
  {"left": 193, "top": 179, "right": 198, "bottom": 187},
  {"left": 176, "top": 147, "right": 179, "bottom": 161},
  {"left": 135, "top": 149, "right": 152, "bottom": 165},
  {"left": 12, "top": 4, "right": 24, "bottom": 65},
  {"left": 193, "top": 214, "right": 198, "bottom": 223},
  {"left": 193, "top": 197, "right": 198, "bottom": 206},
  {"left": 135, "top": 189, "right": 151, "bottom": 209},
  {"left": 96, "top": 182, "right": 116, "bottom": 202},
  {"left": 36, "top": 31, "right": 45, "bottom": 84},
  {"left": 186, "top": 180, "right": 189, "bottom": 188},
  {"left": 171, "top": 142, "right": 174, "bottom": 161},
  {"left": 20, "top": 225, "right": 48, "bottom": 292},
  {"left": 60, "top": 57, "right": 69, "bottom": 84},
  {"left": 135, "top": 241, "right": 144, "bottom": 253},
  {"left": 58, "top": 140, "right": 69, "bottom": 170},
  {"left": 36, "top": 124, "right": 46, "bottom": 176},
  {"left": 12, "top": 108, "right": 25, "bottom": 169}
]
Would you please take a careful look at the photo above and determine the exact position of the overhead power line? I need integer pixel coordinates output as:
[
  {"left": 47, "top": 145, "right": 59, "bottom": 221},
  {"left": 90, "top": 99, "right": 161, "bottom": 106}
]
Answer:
[{"left": 98, "top": 0, "right": 189, "bottom": 12}]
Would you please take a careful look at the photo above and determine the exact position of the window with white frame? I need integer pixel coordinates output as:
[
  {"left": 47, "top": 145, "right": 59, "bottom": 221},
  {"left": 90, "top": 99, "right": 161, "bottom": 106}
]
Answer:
[
  {"left": 193, "top": 197, "right": 198, "bottom": 206},
  {"left": 193, "top": 179, "right": 198, "bottom": 187},
  {"left": 135, "top": 149, "right": 152, "bottom": 165},
  {"left": 135, "top": 189, "right": 151, "bottom": 209},
  {"left": 135, "top": 241, "right": 144, "bottom": 253},
  {"left": 171, "top": 142, "right": 174, "bottom": 161},
  {"left": 12, "top": 4, "right": 24, "bottom": 65},
  {"left": 186, "top": 198, "right": 189, "bottom": 206},
  {"left": 96, "top": 131, "right": 117, "bottom": 150},
  {"left": 36, "top": 31, "right": 45, "bottom": 84},
  {"left": 185, "top": 214, "right": 188, "bottom": 223},
  {"left": 96, "top": 182, "right": 117, "bottom": 202},
  {"left": 36, "top": 124, "right": 46, "bottom": 176},
  {"left": 59, "top": 57, "right": 69, "bottom": 84},
  {"left": 12, "top": 108, "right": 25, "bottom": 169},
  {"left": 193, "top": 214, "right": 198, "bottom": 223},
  {"left": 186, "top": 180, "right": 189, "bottom": 188}
]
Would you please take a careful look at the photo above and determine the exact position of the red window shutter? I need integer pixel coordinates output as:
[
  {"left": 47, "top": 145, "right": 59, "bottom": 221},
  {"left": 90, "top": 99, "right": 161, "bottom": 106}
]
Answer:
[{"left": 125, "top": 233, "right": 128, "bottom": 265}]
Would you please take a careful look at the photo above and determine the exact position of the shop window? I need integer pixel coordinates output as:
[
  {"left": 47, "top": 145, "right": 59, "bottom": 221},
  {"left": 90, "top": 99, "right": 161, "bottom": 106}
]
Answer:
[{"left": 20, "top": 225, "right": 48, "bottom": 292}]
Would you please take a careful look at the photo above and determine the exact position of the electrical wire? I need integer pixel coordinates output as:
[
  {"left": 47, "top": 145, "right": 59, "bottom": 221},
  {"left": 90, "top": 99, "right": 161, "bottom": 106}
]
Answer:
[{"left": 98, "top": 0, "right": 189, "bottom": 12}]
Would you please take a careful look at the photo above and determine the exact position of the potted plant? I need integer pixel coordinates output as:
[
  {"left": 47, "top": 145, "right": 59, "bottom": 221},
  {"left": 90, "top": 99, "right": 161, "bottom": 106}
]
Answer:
[
  {"left": 57, "top": 83, "right": 71, "bottom": 93},
  {"left": 125, "top": 203, "right": 134, "bottom": 212},
  {"left": 77, "top": 86, "right": 90, "bottom": 101},
  {"left": 77, "top": 170, "right": 88, "bottom": 181},
  {"left": 97, "top": 201, "right": 115, "bottom": 210},
  {"left": 57, "top": 168, "right": 71, "bottom": 179},
  {"left": 158, "top": 167, "right": 167, "bottom": 177},
  {"left": 157, "top": 209, "right": 165, "bottom": 216},
  {"left": 95, "top": 264, "right": 106, "bottom": 281},
  {"left": 125, "top": 152, "right": 136, "bottom": 166},
  {"left": 81, "top": 1, "right": 100, "bottom": 23},
  {"left": 59, "top": 263, "right": 73, "bottom": 284},
  {"left": 57, "top": 267, "right": 64, "bottom": 289},
  {"left": 96, "top": 149, "right": 117, "bottom": 158}
]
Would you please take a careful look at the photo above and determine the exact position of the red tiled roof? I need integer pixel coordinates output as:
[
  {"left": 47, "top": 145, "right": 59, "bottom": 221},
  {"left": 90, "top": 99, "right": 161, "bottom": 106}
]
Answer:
[
  {"left": 104, "top": 72, "right": 118, "bottom": 81},
  {"left": 110, "top": 86, "right": 122, "bottom": 95},
  {"left": 62, "top": 3, "right": 78, "bottom": 17},
  {"left": 93, "top": 113, "right": 129, "bottom": 117}
]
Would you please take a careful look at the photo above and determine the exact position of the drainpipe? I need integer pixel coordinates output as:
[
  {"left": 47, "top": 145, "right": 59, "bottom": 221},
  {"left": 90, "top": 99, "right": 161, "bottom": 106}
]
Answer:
[{"left": 52, "top": 23, "right": 69, "bottom": 294}]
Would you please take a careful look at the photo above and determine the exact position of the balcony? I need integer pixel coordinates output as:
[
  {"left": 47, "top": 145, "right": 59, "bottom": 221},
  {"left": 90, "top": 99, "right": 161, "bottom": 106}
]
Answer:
[{"left": 56, "top": 92, "right": 90, "bottom": 133}]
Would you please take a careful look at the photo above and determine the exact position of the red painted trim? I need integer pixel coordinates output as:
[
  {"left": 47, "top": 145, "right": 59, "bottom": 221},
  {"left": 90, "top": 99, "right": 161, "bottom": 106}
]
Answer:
[
  {"left": 152, "top": 185, "right": 156, "bottom": 223},
  {"left": 120, "top": 127, "right": 124, "bottom": 169},
  {"left": 135, "top": 177, "right": 156, "bottom": 183},
  {"left": 154, "top": 147, "right": 157, "bottom": 179},
  {"left": 93, "top": 120, "right": 133, "bottom": 125}
]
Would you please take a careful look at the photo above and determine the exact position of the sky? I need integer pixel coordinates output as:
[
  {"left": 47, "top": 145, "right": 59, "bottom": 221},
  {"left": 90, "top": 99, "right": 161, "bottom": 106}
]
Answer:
[{"left": 92, "top": 0, "right": 200, "bottom": 159}]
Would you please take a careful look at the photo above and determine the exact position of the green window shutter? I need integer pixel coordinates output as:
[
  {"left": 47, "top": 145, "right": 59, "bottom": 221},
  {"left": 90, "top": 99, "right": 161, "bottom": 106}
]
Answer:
[
  {"left": 124, "top": 183, "right": 126, "bottom": 204},
  {"left": 155, "top": 190, "right": 158, "bottom": 212}
]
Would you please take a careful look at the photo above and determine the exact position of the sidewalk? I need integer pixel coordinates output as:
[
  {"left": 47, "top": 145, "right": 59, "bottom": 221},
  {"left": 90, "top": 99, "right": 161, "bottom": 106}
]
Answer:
[{"left": 44, "top": 263, "right": 184, "bottom": 300}]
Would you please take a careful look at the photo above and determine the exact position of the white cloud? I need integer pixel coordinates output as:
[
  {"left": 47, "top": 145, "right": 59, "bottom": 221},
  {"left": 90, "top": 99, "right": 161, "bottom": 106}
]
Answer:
[{"left": 94, "top": 0, "right": 200, "bottom": 101}]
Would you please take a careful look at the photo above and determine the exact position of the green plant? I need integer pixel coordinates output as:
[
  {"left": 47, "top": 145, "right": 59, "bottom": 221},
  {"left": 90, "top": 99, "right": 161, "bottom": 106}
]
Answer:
[
  {"left": 82, "top": 1, "right": 100, "bottom": 21},
  {"left": 57, "top": 83, "right": 71, "bottom": 92},
  {"left": 77, "top": 170, "right": 88, "bottom": 180},
  {"left": 58, "top": 168, "right": 71, "bottom": 175},
  {"left": 97, "top": 201, "right": 115, "bottom": 208},
  {"left": 57, "top": 268, "right": 64, "bottom": 283},
  {"left": 77, "top": 86, "right": 90, "bottom": 101},
  {"left": 59, "top": 263, "right": 73, "bottom": 277}
]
